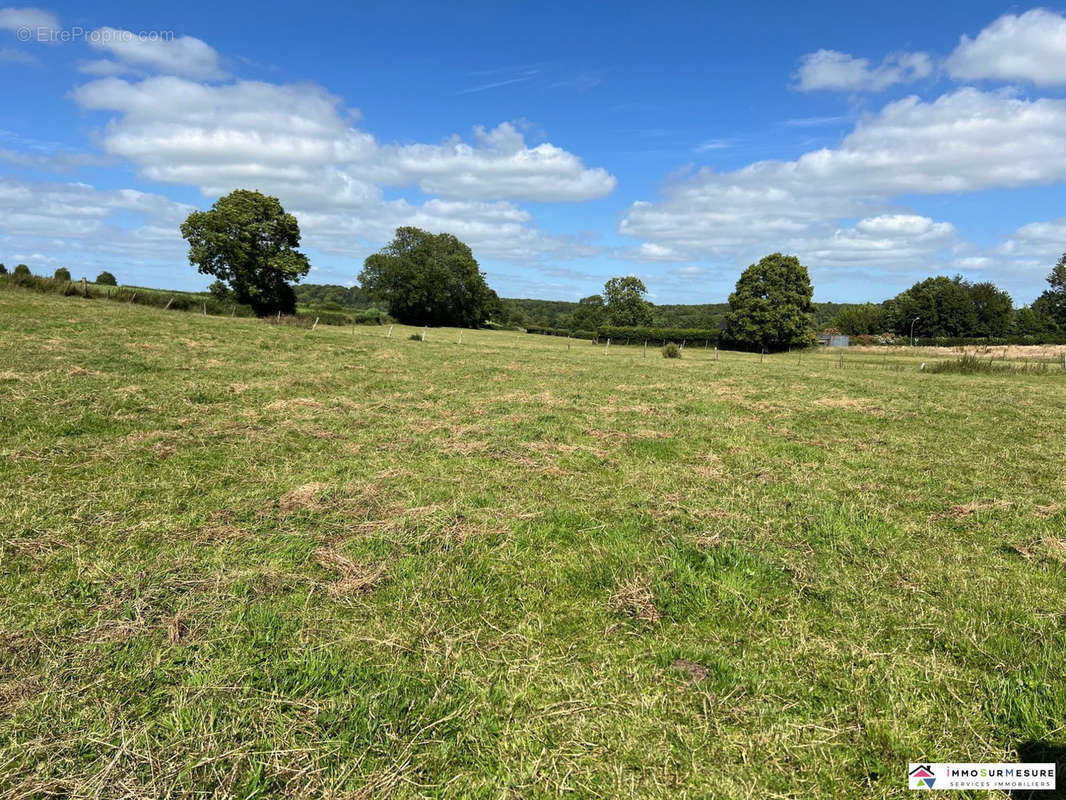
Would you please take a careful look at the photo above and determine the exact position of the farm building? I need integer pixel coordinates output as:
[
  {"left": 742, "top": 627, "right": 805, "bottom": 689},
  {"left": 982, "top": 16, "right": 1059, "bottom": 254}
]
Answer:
[{"left": 817, "top": 333, "right": 850, "bottom": 347}]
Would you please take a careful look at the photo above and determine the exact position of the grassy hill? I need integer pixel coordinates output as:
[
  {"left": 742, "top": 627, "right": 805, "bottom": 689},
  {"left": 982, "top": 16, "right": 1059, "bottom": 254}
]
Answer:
[{"left": 2, "top": 288, "right": 1065, "bottom": 797}]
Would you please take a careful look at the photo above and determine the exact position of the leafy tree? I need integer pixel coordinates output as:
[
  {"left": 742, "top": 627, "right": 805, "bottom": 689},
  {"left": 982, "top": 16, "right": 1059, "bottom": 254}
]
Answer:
[
  {"left": 883, "top": 276, "right": 978, "bottom": 338},
  {"left": 968, "top": 281, "right": 1013, "bottom": 337},
  {"left": 0, "top": 263, "right": 7, "bottom": 275},
  {"left": 724, "top": 253, "right": 815, "bottom": 351},
  {"left": 208, "top": 280, "right": 233, "bottom": 302},
  {"left": 831, "top": 303, "right": 884, "bottom": 336},
  {"left": 1014, "top": 305, "right": 1060, "bottom": 336},
  {"left": 359, "top": 227, "right": 496, "bottom": 327},
  {"left": 603, "top": 276, "right": 652, "bottom": 326},
  {"left": 180, "top": 189, "right": 310, "bottom": 316},
  {"left": 95, "top": 271, "right": 117, "bottom": 286},
  {"left": 1033, "top": 253, "right": 1066, "bottom": 328},
  {"left": 54, "top": 267, "right": 71, "bottom": 282},
  {"left": 571, "top": 294, "right": 606, "bottom": 330},
  {"left": 13, "top": 264, "right": 30, "bottom": 277}
]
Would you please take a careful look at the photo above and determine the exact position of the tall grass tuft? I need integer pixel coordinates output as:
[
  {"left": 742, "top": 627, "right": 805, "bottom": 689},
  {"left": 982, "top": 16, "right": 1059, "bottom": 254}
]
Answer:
[{"left": 928, "top": 354, "right": 1053, "bottom": 375}]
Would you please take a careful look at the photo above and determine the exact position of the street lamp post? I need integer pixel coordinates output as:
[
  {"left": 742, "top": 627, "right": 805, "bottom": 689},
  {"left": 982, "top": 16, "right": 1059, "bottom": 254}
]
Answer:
[{"left": 910, "top": 317, "right": 920, "bottom": 347}]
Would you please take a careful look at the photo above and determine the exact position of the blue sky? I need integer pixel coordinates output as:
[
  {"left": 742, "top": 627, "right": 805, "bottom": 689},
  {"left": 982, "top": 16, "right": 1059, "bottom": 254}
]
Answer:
[{"left": 2, "top": 1, "right": 1066, "bottom": 304}]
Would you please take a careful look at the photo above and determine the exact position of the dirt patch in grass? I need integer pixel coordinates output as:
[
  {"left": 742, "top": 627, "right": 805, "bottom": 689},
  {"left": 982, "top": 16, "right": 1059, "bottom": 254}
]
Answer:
[
  {"left": 195, "top": 510, "right": 249, "bottom": 543},
  {"left": 694, "top": 534, "right": 723, "bottom": 549},
  {"left": 314, "top": 546, "right": 386, "bottom": 596},
  {"left": 1034, "top": 503, "right": 1062, "bottom": 519},
  {"left": 278, "top": 483, "right": 327, "bottom": 514},
  {"left": 266, "top": 398, "right": 323, "bottom": 412},
  {"left": 610, "top": 576, "right": 661, "bottom": 623},
  {"left": 932, "top": 501, "right": 1002, "bottom": 521},
  {"left": 670, "top": 658, "right": 709, "bottom": 684},
  {"left": 815, "top": 396, "right": 886, "bottom": 416}
]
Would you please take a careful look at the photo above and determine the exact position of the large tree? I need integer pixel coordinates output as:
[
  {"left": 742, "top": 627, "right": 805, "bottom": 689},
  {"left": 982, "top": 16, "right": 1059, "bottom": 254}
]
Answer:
[
  {"left": 571, "top": 294, "right": 606, "bottom": 330},
  {"left": 180, "top": 190, "right": 310, "bottom": 316},
  {"left": 968, "top": 281, "right": 1013, "bottom": 337},
  {"left": 359, "top": 227, "right": 496, "bottom": 327},
  {"left": 831, "top": 302, "right": 885, "bottom": 336},
  {"left": 883, "top": 276, "right": 979, "bottom": 338},
  {"left": 724, "top": 253, "right": 814, "bottom": 351},
  {"left": 603, "top": 276, "right": 652, "bottom": 326},
  {"left": 1033, "top": 253, "right": 1066, "bottom": 328}
]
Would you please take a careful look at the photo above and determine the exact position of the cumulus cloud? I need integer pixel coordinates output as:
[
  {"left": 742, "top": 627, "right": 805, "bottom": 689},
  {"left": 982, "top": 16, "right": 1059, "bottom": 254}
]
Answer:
[
  {"left": 796, "top": 215, "right": 956, "bottom": 265},
  {"left": 997, "top": 217, "right": 1066, "bottom": 258},
  {"left": 793, "top": 49, "right": 933, "bottom": 92},
  {"left": 71, "top": 77, "right": 616, "bottom": 206},
  {"left": 0, "top": 6, "right": 59, "bottom": 35},
  {"left": 947, "top": 9, "right": 1066, "bottom": 86},
  {"left": 621, "top": 88, "right": 1066, "bottom": 267},
  {"left": 85, "top": 28, "right": 225, "bottom": 80},
  {"left": 0, "top": 177, "right": 194, "bottom": 274},
  {"left": 66, "top": 74, "right": 615, "bottom": 264}
]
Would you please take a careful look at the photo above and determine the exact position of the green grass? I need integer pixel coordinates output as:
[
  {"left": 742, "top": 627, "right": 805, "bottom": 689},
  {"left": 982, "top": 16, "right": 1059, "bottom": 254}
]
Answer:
[{"left": 2, "top": 288, "right": 1065, "bottom": 798}]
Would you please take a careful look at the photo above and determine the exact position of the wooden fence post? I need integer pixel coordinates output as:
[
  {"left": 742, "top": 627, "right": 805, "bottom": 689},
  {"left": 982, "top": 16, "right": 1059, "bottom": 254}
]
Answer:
[
  {"left": 387, "top": 324, "right": 393, "bottom": 338},
  {"left": 644, "top": 340, "right": 647, "bottom": 359},
  {"left": 164, "top": 297, "right": 173, "bottom": 310},
  {"left": 311, "top": 317, "right": 319, "bottom": 331},
  {"left": 422, "top": 326, "right": 427, "bottom": 342}
]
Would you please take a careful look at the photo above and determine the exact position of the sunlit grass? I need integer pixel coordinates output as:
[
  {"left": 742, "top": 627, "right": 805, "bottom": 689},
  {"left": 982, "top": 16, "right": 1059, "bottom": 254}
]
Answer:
[{"left": 1, "top": 288, "right": 1065, "bottom": 798}]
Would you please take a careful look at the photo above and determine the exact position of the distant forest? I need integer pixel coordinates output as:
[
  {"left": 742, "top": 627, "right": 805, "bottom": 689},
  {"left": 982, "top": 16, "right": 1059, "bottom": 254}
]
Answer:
[{"left": 293, "top": 283, "right": 852, "bottom": 330}]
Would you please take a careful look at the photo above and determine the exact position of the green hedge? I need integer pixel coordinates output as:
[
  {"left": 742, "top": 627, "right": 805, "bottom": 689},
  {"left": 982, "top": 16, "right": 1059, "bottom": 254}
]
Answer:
[
  {"left": 597, "top": 325, "right": 721, "bottom": 346},
  {"left": 525, "top": 325, "right": 720, "bottom": 344},
  {"left": 910, "top": 335, "right": 1066, "bottom": 347}
]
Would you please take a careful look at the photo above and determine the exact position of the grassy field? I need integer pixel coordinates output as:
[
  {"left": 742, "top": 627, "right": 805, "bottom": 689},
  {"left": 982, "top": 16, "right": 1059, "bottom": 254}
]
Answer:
[{"left": 2, "top": 288, "right": 1065, "bottom": 799}]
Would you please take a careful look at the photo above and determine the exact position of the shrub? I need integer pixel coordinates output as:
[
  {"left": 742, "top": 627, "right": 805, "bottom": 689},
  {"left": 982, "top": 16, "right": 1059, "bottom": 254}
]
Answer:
[
  {"left": 13, "top": 264, "right": 30, "bottom": 277},
  {"left": 95, "top": 271, "right": 117, "bottom": 286},
  {"left": 409, "top": 333, "right": 423, "bottom": 341},
  {"left": 53, "top": 268, "right": 71, "bottom": 282},
  {"left": 0, "top": 264, "right": 6, "bottom": 275},
  {"left": 662, "top": 342, "right": 681, "bottom": 358}
]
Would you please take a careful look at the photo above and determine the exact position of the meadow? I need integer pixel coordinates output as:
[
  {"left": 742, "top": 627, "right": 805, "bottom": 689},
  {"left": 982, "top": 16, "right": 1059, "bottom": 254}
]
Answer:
[{"left": 2, "top": 288, "right": 1065, "bottom": 798}]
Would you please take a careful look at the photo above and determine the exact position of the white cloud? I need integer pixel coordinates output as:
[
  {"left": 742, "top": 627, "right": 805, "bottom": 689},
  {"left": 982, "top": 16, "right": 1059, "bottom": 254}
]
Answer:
[
  {"left": 386, "top": 122, "right": 617, "bottom": 201},
  {"left": 793, "top": 49, "right": 933, "bottom": 92},
  {"left": 796, "top": 215, "right": 956, "bottom": 265},
  {"left": 86, "top": 28, "right": 225, "bottom": 80},
  {"left": 997, "top": 217, "right": 1066, "bottom": 258},
  {"left": 0, "top": 6, "right": 59, "bottom": 35},
  {"left": 947, "top": 9, "right": 1066, "bottom": 86},
  {"left": 72, "top": 77, "right": 615, "bottom": 206},
  {"left": 621, "top": 88, "right": 1066, "bottom": 267},
  {"left": 65, "top": 75, "right": 615, "bottom": 266},
  {"left": 0, "top": 178, "right": 194, "bottom": 271},
  {"left": 0, "top": 45, "right": 35, "bottom": 64}
]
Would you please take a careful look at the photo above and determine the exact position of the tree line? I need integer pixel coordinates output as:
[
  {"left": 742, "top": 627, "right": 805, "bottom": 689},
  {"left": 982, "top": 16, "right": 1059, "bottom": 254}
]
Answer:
[{"left": 12, "top": 188, "right": 1064, "bottom": 348}]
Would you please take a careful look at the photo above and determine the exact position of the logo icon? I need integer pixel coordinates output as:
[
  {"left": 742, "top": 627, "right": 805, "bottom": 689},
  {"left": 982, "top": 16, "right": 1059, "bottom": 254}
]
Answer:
[{"left": 909, "top": 764, "right": 936, "bottom": 789}]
